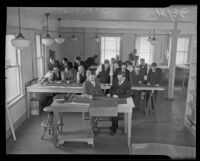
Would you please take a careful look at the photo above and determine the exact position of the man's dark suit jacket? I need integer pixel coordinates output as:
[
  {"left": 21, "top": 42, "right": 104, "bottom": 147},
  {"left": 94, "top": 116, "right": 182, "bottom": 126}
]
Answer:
[
  {"left": 48, "top": 60, "right": 60, "bottom": 71},
  {"left": 113, "top": 68, "right": 130, "bottom": 82},
  {"left": 109, "top": 78, "right": 131, "bottom": 98},
  {"left": 73, "top": 61, "right": 85, "bottom": 71},
  {"left": 129, "top": 70, "right": 144, "bottom": 86},
  {"left": 84, "top": 57, "right": 98, "bottom": 70},
  {"left": 147, "top": 68, "right": 162, "bottom": 85},
  {"left": 83, "top": 79, "right": 103, "bottom": 96}
]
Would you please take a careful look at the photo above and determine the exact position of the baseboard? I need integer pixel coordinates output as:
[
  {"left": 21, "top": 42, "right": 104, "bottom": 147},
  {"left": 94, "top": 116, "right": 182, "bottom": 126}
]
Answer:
[{"left": 6, "top": 112, "right": 27, "bottom": 140}]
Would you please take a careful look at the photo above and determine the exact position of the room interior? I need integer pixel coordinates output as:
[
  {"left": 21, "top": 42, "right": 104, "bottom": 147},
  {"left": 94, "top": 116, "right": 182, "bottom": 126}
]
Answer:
[{"left": 5, "top": 6, "right": 196, "bottom": 157}]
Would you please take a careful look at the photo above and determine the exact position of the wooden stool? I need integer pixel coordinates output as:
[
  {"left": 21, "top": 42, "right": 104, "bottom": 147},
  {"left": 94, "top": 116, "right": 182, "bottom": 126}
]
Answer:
[{"left": 41, "top": 106, "right": 62, "bottom": 140}]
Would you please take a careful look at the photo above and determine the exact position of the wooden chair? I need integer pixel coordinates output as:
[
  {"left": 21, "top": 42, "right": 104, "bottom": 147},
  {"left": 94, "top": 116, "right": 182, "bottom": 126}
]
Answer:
[{"left": 41, "top": 106, "right": 62, "bottom": 140}]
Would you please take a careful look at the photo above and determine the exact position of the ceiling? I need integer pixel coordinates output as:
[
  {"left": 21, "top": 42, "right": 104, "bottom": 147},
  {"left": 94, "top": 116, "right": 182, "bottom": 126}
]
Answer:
[{"left": 7, "top": 6, "right": 197, "bottom": 23}]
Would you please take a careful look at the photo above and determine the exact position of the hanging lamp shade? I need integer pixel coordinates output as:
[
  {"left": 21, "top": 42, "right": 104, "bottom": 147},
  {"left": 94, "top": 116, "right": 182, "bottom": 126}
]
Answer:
[
  {"left": 11, "top": 7, "right": 31, "bottom": 49},
  {"left": 93, "top": 28, "right": 100, "bottom": 43},
  {"left": 70, "top": 28, "right": 77, "bottom": 41},
  {"left": 42, "top": 13, "right": 54, "bottom": 46},
  {"left": 149, "top": 37, "right": 159, "bottom": 45},
  {"left": 55, "top": 18, "right": 65, "bottom": 44}
]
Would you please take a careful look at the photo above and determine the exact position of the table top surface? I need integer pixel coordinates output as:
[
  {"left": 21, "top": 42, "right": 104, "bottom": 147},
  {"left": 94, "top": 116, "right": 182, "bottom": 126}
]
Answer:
[{"left": 131, "top": 85, "right": 165, "bottom": 91}]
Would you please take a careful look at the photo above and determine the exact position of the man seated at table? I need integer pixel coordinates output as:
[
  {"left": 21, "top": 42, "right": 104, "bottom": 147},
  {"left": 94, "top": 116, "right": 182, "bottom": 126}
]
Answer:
[
  {"left": 77, "top": 65, "right": 87, "bottom": 84},
  {"left": 128, "top": 65, "right": 144, "bottom": 109},
  {"left": 139, "top": 58, "right": 149, "bottom": 99},
  {"left": 48, "top": 67, "right": 61, "bottom": 83},
  {"left": 107, "top": 71, "right": 131, "bottom": 136},
  {"left": 120, "top": 62, "right": 130, "bottom": 81},
  {"left": 83, "top": 71, "right": 104, "bottom": 135},
  {"left": 48, "top": 56, "right": 61, "bottom": 72},
  {"left": 73, "top": 56, "right": 85, "bottom": 71},
  {"left": 61, "top": 62, "right": 77, "bottom": 84},
  {"left": 146, "top": 62, "right": 162, "bottom": 109}
]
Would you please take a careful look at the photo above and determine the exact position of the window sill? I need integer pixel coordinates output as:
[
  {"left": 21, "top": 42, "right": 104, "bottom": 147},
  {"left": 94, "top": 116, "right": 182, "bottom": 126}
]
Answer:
[{"left": 7, "top": 95, "right": 25, "bottom": 109}]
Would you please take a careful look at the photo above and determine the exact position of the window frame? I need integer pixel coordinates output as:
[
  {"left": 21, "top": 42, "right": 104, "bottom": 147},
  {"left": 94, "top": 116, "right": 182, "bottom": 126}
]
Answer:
[
  {"left": 35, "top": 34, "right": 45, "bottom": 78},
  {"left": 100, "top": 35, "right": 121, "bottom": 64},
  {"left": 135, "top": 36, "right": 153, "bottom": 64},
  {"left": 176, "top": 36, "right": 191, "bottom": 65},
  {"left": 5, "top": 34, "right": 23, "bottom": 106}
]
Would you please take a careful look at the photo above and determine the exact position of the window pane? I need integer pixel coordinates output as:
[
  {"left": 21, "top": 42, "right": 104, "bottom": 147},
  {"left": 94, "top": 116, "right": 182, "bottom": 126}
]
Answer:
[
  {"left": 136, "top": 36, "right": 152, "bottom": 64},
  {"left": 176, "top": 38, "right": 189, "bottom": 65},
  {"left": 6, "top": 67, "right": 20, "bottom": 102},
  {"left": 5, "top": 35, "right": 17, "bottom": 66},
  {"left": 101, "top": 36, "right": 120, "bottom": 64},
  {"left": 36, "top": 35, "right": 42, "bottom": 58},
  {"left": 37, "top": 58, "right": 43, "bottom": 78}
]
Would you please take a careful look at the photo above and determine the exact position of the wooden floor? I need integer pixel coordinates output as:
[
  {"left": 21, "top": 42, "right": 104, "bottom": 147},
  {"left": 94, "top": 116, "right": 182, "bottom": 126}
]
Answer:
[{"left": 6, "top": 87, "right": 195, "bottom": 155}]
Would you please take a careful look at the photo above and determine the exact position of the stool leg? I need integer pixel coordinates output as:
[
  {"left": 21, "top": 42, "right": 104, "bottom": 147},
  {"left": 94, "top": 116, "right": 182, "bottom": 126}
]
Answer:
[{"left": 41, "top": 127, "right": 47, "bottom": 140}]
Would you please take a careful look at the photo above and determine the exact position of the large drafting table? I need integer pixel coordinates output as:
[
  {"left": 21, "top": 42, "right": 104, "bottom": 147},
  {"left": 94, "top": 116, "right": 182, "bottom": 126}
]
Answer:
[
  {"left": 131, "top": 85, "right": 165, "bottom": 121},
  {"left": 26, "top": 82, "right": 111, "bottom": 118},
  {"left": 51, "top": 97, "right": 134, "bottom": 147}
]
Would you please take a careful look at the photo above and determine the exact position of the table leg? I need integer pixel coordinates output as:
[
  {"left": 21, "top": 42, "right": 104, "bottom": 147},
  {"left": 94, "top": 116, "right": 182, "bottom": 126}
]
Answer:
[
  {"left": 53, "top": 111, "right": 59, "bottom": 147},
  {"left": 127, "top": 111, "right": 132, "bottom": 147},
  {"left": 152, "top": 92, "right": 157, "bottom": 122},
  {"left": 124, "top": 113, "right": 128, "bottom": 134},
  {"left": 59, "top": 113, "right": 64, "bottom": 132},
  {"left": 145, "top": 91, "right": 152, "bottom": 120},
  {"left": 26, "top": 91, "right": 31, "bottom": 119},
  {"left": 82, "top": 112, "right": 85, "bottom": 120},
  {"left": 183, "top": 70, "right": 185, "bottom": 89}
]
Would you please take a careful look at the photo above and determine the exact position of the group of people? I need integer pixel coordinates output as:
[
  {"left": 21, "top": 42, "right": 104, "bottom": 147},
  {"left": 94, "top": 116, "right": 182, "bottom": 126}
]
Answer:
[{"left": 40, "top": 50, "right": 162, "bottom": 136}]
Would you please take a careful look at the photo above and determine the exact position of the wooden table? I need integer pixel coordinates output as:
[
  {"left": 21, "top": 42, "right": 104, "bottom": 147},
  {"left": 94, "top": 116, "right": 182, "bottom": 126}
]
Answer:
[
  {"left": 51, "top": 97, "right": 134, "bottom": 148},
  {"left": 26, "top": 82, "right": 111, "bottom": 119},
  {"left": 131, "top": 85, "right": 165, "bottom": 121}
]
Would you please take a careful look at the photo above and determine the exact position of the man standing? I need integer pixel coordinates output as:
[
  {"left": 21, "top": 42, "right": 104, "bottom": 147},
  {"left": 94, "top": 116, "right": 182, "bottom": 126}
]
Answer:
[
  {"left": 83, "top": 71, "right": 104, "bottom": 134},
  {"left": 84, "top": 55, "right": 99, "bottom": 70},
  {"left": 147, "top": 63, "right": 162, "bottom": 108},
  {"left": 107, "top": 72, "right": 131, "bottom": 135}
]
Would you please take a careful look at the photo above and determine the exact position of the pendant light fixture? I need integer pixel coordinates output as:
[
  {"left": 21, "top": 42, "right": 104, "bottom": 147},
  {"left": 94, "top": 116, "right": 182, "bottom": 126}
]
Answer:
[
  {"left": 11, "top": 7, "right": 31, "bottom": 49},
  {"left": 42, "top": 13, "right": 54, "bottom": 46},
  {"left": 147, "top": 30, "right": 152, "bottom": 42},
  {"left": 149, "top": 29, "right": 159, "bottom": 45},
  {"left": 94, "top": 28, "right": 100, "bottom": 43},
  {"left": 70, "top": 28, "right": 77, "bottom": 41},
  {"left": 55, "top": 18, "right": 65, "bottom": 44}
]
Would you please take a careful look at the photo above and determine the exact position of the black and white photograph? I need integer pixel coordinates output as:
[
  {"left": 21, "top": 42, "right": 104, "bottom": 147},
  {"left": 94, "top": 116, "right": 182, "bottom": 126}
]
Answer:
[{"left": 5, "top": 5, "right": 196, "bottom": 159}]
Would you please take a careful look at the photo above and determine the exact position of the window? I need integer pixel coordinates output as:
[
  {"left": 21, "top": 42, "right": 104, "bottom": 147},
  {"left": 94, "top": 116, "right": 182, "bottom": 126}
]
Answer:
[
  {"left": 100, "top": 36, "right": 120, "bottom": 63},
  {"left": 135, "top": 36, "right": 153, "bottom": 64},
  {"left": 36, "top": 34, "right": 44, "bottom": 78},
  {"left": 176, "top": 37, "right": 190, "bottom": 65},
  {"left": 5, "top": 35, "right": 22, "bottom": 103}
]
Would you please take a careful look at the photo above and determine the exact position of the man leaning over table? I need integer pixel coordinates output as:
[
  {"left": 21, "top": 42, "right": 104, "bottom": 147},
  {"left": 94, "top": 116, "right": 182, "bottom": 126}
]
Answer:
[
  {"left": 83, "top": 71, "right": 104, "bottom": 135},
  {"left": 107, "top": 71, "right": 132, "bottom": 136},
  {"left": 146, "top": 62, "right": 162, "bottom": 109}
]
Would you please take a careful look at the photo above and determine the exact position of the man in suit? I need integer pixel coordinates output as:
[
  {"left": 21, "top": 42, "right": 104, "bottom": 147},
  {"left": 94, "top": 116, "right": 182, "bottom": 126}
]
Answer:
[
  {"left": 115, "top": 55, "right": 122, "bottom": 67},
  {"left": 146, "top": 62, "right": 162, "bottom": 109},
  {"left": 47, "top": 56, "right": 61, "bottom": 71},
  {"left": 48, "top": 67, "right": 61, "bottom": 83},
  {"left": 84, "top": 55, "right": 99, "bottom": 70},
  {"left": 96, "top": 59, "right": 111, "bottom": 84},
  {"left": 120, "top": 62, "right": 130, "bottom": 81},
  {"left": 128, "top": 65, "right": 144, "bottom": 109},
  {"left": 107, "top": 72, "right": 132, "bottom": 135},
  {"left": 73, "top": 56, "right": 85, "bottom": 71},
  {"left": 83, "top": 71, "right": 104, "bottom": 134}
]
